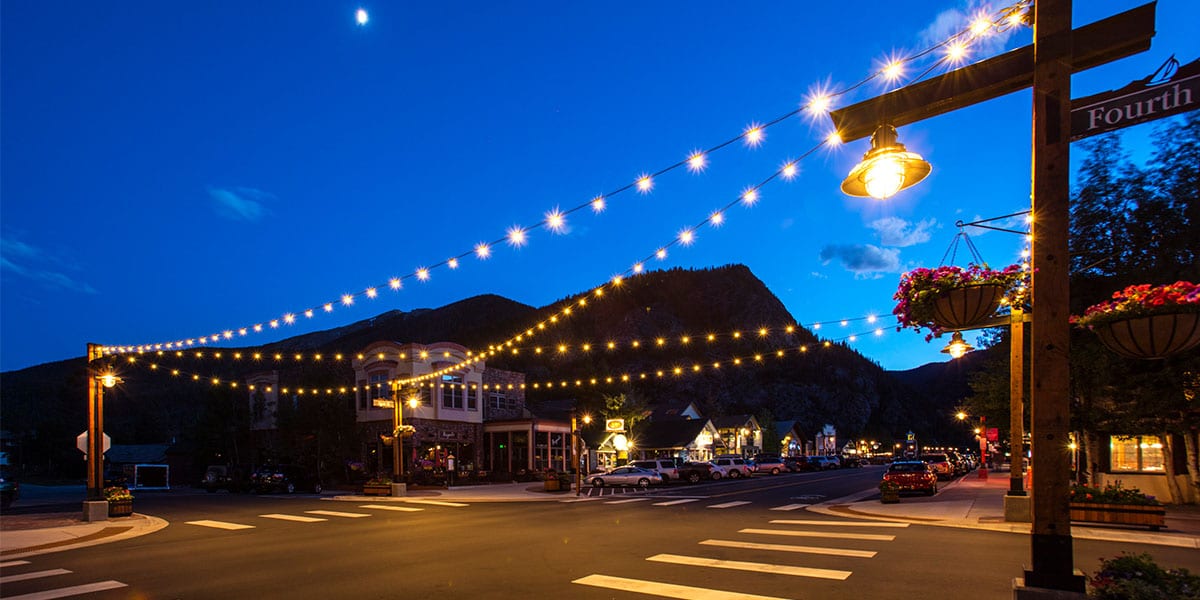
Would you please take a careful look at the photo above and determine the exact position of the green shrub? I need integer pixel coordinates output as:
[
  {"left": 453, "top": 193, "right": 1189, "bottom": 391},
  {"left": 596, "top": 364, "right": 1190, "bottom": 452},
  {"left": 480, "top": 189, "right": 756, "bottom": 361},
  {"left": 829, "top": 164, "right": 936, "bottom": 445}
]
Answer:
[{"left": 1089, "top": 553, "right": 1200, "bottom": 600}]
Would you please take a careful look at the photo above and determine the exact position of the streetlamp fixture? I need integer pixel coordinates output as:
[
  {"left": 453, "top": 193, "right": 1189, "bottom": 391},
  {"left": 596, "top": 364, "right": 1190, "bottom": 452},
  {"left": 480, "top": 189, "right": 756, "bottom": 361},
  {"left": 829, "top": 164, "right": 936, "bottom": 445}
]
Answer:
[
  {"left": 840, "top": 124, "right": 932, "bottom": 200},
  {"left": 940, "top": 331, "right": 974, "bottom": 359}
]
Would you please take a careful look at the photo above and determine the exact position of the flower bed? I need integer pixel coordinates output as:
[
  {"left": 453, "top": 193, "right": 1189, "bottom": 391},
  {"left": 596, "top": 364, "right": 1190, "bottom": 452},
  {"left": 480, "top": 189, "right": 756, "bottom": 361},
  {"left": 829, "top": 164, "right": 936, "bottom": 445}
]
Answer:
[
  {"left": 105, "top": 486, "right": 134, "bottom": 517},
  {"left": 893, "top": 263, "right": 1024, "bottom": 339}
]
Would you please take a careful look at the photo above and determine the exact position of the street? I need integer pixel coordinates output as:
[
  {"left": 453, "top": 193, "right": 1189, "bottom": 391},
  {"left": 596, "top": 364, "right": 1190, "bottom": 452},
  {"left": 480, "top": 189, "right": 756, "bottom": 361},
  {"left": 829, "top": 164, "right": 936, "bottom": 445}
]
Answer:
[{"left": 2, "top": 468, "right": 1198, "bottom": 599}]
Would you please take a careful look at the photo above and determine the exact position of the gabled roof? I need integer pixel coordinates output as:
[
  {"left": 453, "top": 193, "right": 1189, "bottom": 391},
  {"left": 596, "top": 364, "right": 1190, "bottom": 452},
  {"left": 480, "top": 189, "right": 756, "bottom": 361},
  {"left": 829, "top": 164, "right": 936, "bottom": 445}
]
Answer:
[
  {"left": 635, "top": 419, "right": 713, "bottom": 450},
  {"left": 712, "top": 414, "right": 760, "bottom": 430},
  {"left": 647, "top": 400, "right": 703, "bottom": 421}
]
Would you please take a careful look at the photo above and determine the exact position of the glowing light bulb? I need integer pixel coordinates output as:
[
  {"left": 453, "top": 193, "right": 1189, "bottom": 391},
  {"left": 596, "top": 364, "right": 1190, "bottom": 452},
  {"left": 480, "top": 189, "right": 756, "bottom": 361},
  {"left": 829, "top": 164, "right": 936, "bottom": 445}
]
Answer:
[
  {"left": 882, "top": 60, "right": 904, "bottom": 82},
  {"left": 946, "top": 40, "right": 969, "bottom": 62},
  {"left": 447, "top": 258, "right": 459, "bottom": 269},
  {"left": 742, "top": 189, "right": 759, "bottom": 206},
  {"left": 416, "top": 268, "right": 430, "bottom": 281},
  {"left": 863, "top": 154, "right": 907, "bottom": 200},
  {"left": 305, "top": 309, "right": 315, "bottom": 318},
  {"left": 711, "top": 211, "right": 724, "bottom": 226},
  {"left": 507, "top": 226, "right": 527, "bottom": 247},
  {"left": 656, "top": 248, "right": 667, "bottom": 260},
  {"left": 611, "top": 275, "right": 623, "bottom": 285},
  {"left": 545, "top": 209, "right": 566, "bottom": 233},
  {"left": 324, "top": 303, "right": 334, "bottom": 312},
  {"left": 475, "top": 243, "right": 491, "bottom": 259},
  {"left": 633, "top": 262, "right": 644, "bottom": 273},
  {"left": 636, "top": 174, "right": 653, "bottom": 193},
  {"left": 366, "top": 287, "right": 377, "bottom": 298},
  {"left": 826, "top": 131, "right": 842, "bottom": 146},
  {"left": 389, "top": 278, "right": 402, "bottom": 290},
  {"left": 679, "top": 229, "right": 695, "bottom": 245},
  {"left": 355, "top": 8, "right": 369, "bottom": 25},
  {"left": 284, "top": 313, "right": 296, "bottom": 325},
  {"left": 971, "top": 16, "right": 991, "bottom": 35},
  {"left": 591, "top": 195, "right": 606, "bottom": 212},
  {"left": 687, "top": 152, "right": 707, "bottom": 172},
  {"left": 806, "top": 93, "right": 831, "bottom": 116},
  {"left": 342, "top": 294, "right": 354, "bottom": 306},
  {"left": 744, "top": 124, "right": 765, "bottom": 147},
  {"left": 781, "top": 162, "right": 798, "bottom": 180}
]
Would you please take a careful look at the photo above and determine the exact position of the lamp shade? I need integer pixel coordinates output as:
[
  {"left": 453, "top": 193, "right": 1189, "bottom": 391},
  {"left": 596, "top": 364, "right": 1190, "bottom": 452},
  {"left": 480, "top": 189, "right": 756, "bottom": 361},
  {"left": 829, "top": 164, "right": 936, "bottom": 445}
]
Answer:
[{"left": 842, "top": 125, "right": 931, "bottom": 199}]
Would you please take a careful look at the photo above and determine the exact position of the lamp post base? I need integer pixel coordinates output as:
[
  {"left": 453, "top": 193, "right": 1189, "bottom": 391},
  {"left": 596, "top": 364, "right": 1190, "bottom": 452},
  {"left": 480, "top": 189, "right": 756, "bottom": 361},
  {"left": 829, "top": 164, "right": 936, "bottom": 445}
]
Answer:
[
  {"left": 390, "top": 483, "right": 407, "bottom": 497},
  {"left": 83, "top": 500, "right": 108, "bottom": 522}
]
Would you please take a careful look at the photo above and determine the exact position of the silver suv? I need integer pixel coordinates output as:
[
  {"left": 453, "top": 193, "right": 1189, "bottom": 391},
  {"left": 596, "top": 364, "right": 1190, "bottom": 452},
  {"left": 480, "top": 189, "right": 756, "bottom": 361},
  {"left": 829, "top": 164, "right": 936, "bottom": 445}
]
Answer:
[
  {"left": 752, "top": 454, "right": 787, "bottom": 475},
  {"left": 711, "top": 457, "right": 749, "bottom": 479},
  {"left": 629, "top": 459, "right": 680, "bottom": 483}
]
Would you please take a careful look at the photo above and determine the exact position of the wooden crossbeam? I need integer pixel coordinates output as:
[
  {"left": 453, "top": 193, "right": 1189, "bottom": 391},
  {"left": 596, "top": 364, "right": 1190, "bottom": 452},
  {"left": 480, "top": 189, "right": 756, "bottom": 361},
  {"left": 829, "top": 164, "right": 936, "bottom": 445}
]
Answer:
[{"left": 829, "top": 2, "right": 1157, "bottom": 142}]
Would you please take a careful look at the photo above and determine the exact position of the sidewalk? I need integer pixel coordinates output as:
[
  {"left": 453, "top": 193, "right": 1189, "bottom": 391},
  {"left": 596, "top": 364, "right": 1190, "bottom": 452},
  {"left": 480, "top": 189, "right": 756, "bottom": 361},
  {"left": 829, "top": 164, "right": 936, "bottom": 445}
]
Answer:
[
  {"left": 4, "top": 476, "right": 1198, "bottom": 558},
  {"left": 807, "top": 470, "right": 1200, "bottom": 549}
]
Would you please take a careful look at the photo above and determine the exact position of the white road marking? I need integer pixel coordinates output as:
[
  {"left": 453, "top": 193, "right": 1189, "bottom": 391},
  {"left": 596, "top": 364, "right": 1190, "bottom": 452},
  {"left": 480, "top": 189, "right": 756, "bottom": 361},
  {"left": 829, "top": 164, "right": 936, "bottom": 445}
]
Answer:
[
  {"left": 700, "top": 539, "right": 877, "bottom": 558},
  {"left": 573, "top": 574, "right": 791, "bottom": 600},
  {"left": 185, "top": 520, "right": 255, "bottom": 530},
  {"left": 0, "top": 569, "right": 71, "bottom": 584},
  {"left": 559, "top": 497, "right": 602, "bottom": 503},
  {"left": 648, "top": 554, "right": 851, "bottom": 580},
  {"left": 605, "top": 498, "right": 649, "bottom": 504},
  {"left": 305, "top": 510, "right": 370, "bottom": 518},
  {"left": 769, "top": 504, "right": 807, "bottom": 511},
  {"left": 402, "top": 499, "right": 468, "bottom": 507},
  {"left": 770, "top": 519, "right": 909, "bottom": 528},
  {"left": 1, "top": 580, "right": 126, "bottom": 600},
  {"left": 0, "top": 560, "right": 31, "bottom": 568},
  {"left": 360, "top": 504, "right": 424, "bottom": 512},
  {"left": 653, "top": 498, "right": 701, "bottom": 506},
  {"left": 739, "top": 528, "right": 895, "bottom": 541},
  {"left": 260, "top": 513, "right": 326, "bottom": 522},
  {"left": 708, "top": 501, "right": 751, "bottom": 509}
]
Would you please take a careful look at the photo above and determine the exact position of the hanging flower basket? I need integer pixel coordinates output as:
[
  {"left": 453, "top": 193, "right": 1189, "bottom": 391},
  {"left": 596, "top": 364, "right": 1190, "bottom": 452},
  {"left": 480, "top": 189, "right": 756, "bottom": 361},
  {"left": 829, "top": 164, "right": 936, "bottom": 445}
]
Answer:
[
  {"left": 893, "top": 263, "right": 1025, "bottom": 340},
  {"left": 1074, "top": 281, "right": 1200, "bottom": 360}
]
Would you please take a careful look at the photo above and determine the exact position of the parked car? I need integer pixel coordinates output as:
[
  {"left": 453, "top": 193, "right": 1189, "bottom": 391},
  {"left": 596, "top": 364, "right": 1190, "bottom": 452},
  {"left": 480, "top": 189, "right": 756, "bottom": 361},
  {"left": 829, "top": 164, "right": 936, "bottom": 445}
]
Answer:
[
  {"left": 882, "top": 460, "right": 938, "bottom": 495},
  {"left": 752, "top": 454, "right": 788, "bottom": 475},
  {"left": 784, "top": 456, "right": 816, "bottom": 472},
  {"left": 0, "top": 466, "right": 19, "bottom": 509},
  {"left": 202, "top": 464, "right": 251, "bottom": 493},
  {"left": 249, "top": 465, "right": 322, "bottom": 494},
  {"left": 919, "top": 453, "right": 955, "bottom": 480},
  {"left": 585, "top": 466, "right": 662, "bottom": 488},
  {"left": 809, "top": 455, "right": 840, "bottom": 470},
  {"left": 676, "top": 461, "right": 718, "bottom": 483},
  {"left": 629, "top": 459, "right": 680, "bottom": 483},
  {"left": 840, "top": 456, "right": 865, "bottom": 468},
  {"left": 711, "top": 456, "right": 750, "bottom": 479}
]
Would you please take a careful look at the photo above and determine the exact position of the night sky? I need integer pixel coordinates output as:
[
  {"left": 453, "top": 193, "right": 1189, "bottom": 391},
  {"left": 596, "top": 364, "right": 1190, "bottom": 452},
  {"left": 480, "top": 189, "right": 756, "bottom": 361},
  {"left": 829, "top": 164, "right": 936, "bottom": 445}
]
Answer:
[{"left": 2, "top": 1, "right": 1197, "bottom": 374}]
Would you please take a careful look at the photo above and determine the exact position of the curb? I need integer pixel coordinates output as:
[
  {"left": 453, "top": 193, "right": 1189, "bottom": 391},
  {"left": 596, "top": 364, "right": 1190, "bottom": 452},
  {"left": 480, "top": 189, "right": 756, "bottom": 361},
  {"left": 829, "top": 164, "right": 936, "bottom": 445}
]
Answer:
[{"left": 0, "top": 514, "right": 169, "bottom": 559}]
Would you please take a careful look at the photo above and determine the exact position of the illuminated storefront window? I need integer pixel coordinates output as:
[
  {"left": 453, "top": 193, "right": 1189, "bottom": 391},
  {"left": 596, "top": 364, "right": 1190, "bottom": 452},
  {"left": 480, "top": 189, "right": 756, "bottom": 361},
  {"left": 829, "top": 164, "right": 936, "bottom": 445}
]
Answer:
[{"left": 1110, "top": 435, "right": 1165, "bottom": 472}]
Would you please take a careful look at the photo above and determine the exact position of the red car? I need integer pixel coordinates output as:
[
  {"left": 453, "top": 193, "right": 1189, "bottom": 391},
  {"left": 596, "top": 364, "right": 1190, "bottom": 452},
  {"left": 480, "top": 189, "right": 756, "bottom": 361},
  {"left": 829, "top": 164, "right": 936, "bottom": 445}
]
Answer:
[{"left": 882, "top": 461, "right": 938, "bottom": 495}]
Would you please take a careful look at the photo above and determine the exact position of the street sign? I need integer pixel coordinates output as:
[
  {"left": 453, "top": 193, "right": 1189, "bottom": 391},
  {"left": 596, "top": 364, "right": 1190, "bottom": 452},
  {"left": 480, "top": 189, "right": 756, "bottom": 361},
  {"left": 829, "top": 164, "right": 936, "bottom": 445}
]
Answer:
[
  {"left": 986, "top": 428, "right": 1000, "bottom": 443},
  {"left": 76, "top": 431, "right": 111, "bottom": 455},
  {"left": 1071, "top": 57, "right": 1200, "bottom": 141},
  {"left": 605, "top": 418, "right": 625, "bottom": 432},
  {"left": 372, "top": 398, "right": 396, "bottom": 408}
]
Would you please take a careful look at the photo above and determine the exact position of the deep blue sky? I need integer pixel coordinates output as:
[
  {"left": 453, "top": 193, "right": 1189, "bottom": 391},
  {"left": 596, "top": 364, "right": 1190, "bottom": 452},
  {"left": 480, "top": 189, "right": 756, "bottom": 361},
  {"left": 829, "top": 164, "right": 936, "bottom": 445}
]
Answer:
[{"left": 2, "top": 1, "right": 1197, "bottom": 374}]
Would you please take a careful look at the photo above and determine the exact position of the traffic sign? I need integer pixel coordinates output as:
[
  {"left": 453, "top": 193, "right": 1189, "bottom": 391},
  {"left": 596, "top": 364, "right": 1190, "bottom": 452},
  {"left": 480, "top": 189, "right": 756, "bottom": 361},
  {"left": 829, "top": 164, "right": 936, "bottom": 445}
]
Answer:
[{"left": 76, "top": 431, "right": 112, "bottom": 456}]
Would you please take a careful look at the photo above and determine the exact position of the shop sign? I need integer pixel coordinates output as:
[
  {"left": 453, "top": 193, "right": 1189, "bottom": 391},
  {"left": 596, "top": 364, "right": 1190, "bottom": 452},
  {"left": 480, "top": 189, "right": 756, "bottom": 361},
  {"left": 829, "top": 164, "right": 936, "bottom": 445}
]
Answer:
[{"left": 1072, "top": 57, "right": 1199, "bottom": 141}]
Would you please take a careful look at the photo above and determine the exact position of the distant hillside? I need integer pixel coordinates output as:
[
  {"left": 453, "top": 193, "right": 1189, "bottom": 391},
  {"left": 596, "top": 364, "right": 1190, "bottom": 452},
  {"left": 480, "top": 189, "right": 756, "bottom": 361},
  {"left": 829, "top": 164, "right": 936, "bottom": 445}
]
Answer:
[{"left": 0, "top": 264, "right": 984, "bottom": 475}]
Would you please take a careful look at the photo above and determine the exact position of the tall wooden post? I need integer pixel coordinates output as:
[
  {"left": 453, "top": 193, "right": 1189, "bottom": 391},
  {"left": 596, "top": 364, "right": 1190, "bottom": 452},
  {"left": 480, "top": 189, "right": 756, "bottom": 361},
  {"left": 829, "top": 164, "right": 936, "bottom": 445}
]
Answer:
[
  {"left": 1027, "top": 0, "right": 1084, "bottom": 592},
  {"left": 1009, "top": 306, "right": 1027, "bottom": 495},
  {"left": 86, "top": 343, "right": 105, "bottom": 501},
  {"left": 392, "top": 383, "right": 403, "bottom": 481}
]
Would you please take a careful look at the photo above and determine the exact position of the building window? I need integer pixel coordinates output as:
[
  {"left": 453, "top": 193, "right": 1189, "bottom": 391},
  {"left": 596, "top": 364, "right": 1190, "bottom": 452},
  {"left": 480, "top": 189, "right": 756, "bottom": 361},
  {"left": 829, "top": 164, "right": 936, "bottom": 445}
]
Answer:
[
  {"left": 1110, "top": 435, "right": 1165, "bottom": 472},
  {"left": 467, "top": 386, "right": 478, "bottom": 411},
  {"left": 368, "top": 372, "right": 389, "bottom": 405},
  {"left": 357, "top": 379, "right": 368, "bottom": 409},
  {"left": 489, "top": 391, "right": 516, "bottom": 411},
  {"left": 442, "top": 374, "right": 464, "bottom": 409},
  {"left": 419, "top": 386, "right": 432, "bottom": 407}
]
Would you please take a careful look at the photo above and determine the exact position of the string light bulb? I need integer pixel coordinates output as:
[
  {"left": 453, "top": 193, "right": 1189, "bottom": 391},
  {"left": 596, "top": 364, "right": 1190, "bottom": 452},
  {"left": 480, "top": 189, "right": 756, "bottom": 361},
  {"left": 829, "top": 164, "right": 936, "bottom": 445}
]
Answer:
[
  {"left": 636, "top": 174, "right": 654, "bottom": 193},
  {"left": 841, "top": 125, "right": 931, "bottom": 200},
  {"left": 687, "top": 152, "right": 707, "bottom": 172}
]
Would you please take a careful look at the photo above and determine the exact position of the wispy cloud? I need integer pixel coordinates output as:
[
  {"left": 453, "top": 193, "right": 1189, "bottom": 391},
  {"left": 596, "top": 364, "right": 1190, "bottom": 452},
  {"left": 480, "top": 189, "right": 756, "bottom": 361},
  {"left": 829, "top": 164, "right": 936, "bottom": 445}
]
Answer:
[
  {"left": 920, "top": 3, "right": 1022, "bottom": 59},
  {"left": 867, "top": 216, "right": 937, "bottom": 247},
  {"left": 818, "top": 244, "right": 900, "bottom": 278},
  {"left": 1, "top": 236, "right": 97, "bottom": 294},
  {"left": 207, "top": 186, "right": 274, "bottom": 222}
]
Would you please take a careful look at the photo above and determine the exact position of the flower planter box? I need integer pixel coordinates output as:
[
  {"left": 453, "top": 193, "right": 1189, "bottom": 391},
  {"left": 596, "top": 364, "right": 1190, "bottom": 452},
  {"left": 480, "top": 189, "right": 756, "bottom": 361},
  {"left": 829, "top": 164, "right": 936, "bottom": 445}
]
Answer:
[
  {"left": 1069, "top": 502, "right": 1165, "bottom": 530},
  {"left": 930, "top": 284, "right": 1005, "bottom": 330},
  {"left": 108, "top": 499, "right": 133, "bottom": 518},
  {"left": 361, "top": 484, "right": 392, "bottom": 496},
  {"left": 1094, "top": 313, "right": 1200, "bottom": 360}
]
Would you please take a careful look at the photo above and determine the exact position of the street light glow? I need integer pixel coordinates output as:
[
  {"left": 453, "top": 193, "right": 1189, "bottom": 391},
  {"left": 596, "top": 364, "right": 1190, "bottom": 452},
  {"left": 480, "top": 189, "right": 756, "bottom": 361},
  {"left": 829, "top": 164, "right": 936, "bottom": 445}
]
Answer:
[{"left": 356, "top": 8, "right": 369, "bottom": 25}]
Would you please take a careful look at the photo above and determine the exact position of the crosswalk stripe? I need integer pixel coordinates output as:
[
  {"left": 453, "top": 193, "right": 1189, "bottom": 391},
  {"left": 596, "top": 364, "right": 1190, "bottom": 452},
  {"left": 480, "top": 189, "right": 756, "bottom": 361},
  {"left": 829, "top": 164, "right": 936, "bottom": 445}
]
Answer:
[
  {"left": 708, "top": 501, "right": 751, "bottom": 509},
  {"left": 361, "top": 504, "right": 424, "bottom": 512},
  {"left": 573, "top": 574, "right": 791, "bottom": 600},
  {"left": 648, "top": 554, "right": 851, "bottom": 580},
  {"left": 653, "top": 498, "right": 701, "bottom": 506},
  {"left": 260, "top": 513, "right": 326, "bottom": 522},
  {"left": 186, "top": 520, "right": 255, "bottom": 530},
  {"left": 769, "top": 504, "right": 807, "bottom": 511},
  {"left": 0, "top": 569, "right": 71, "bottom": 584},
  {"left": 605, "top": 498, "right": 649, "bottom": 504},
  {"left": 1, "top": 580, "right": 127, "bottom": 600},
  {"left": 0, "top": 560, "right": 31, "bottom": 568},
  {"left": 770, "top": 519, "right": 909, "bottom": 528},
  {"left": 305, "top": 510, "right": 370, "bottom": 518},
  {"left": 700, "top": 539, "right": 877, "bottom": 558},
  {"left": 559, "top": 497, "right": 602, "bottom": 503},
  {"left": 739, "top": 528, "right": 895, "bottom": 541},
  {"left": 403, "top": 499, "right": 468, "bottom": 507}
]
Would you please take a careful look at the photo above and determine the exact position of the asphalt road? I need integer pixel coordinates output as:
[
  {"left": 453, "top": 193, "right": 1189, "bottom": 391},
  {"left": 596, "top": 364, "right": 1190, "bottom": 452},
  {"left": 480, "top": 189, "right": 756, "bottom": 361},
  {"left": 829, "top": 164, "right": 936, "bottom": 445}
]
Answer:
[{"left": 3, "top": 468, "right": 1198, "bottom": 599}]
